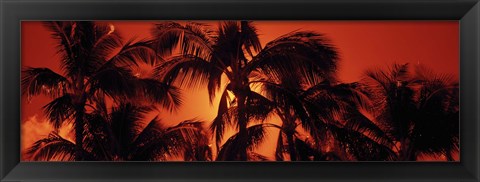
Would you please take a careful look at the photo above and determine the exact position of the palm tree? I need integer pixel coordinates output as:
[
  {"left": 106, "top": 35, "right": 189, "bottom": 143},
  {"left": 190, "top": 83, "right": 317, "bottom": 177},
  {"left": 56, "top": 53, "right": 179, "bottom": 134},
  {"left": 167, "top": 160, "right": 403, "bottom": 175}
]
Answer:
[
  {"left": 22, "top": 21, "right": 180, "bottom": 160},
  {"left": 215, "top": 123, "right": 280, "bottom": 161},
  {"left": 361, "top": 63, "right": 459, "bottom": 160},
  {"left": 151, "top": 21, "right": 338, "bottom": 160},
  {"left": 272, "top": 63, "right": 458, "bottom": 161},
  {"left": 26, "top": 101, "right": 212, "bottom": 161},
  {"left": 261, "top": 77, "right": 396, "bottom": 161}
]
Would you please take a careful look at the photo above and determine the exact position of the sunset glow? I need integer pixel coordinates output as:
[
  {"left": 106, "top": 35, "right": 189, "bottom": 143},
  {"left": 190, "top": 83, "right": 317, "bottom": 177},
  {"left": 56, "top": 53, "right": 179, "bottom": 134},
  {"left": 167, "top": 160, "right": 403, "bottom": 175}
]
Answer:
[{"left": 21, "top": 21, "right": 459, "bottom": 161}]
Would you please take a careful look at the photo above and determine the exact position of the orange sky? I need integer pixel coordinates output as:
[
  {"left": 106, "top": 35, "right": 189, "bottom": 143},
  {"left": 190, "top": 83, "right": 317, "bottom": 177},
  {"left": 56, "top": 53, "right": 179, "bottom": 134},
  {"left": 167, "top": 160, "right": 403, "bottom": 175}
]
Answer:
[{"left": 21, "top": 21, "right": 459, "bottom": 161}]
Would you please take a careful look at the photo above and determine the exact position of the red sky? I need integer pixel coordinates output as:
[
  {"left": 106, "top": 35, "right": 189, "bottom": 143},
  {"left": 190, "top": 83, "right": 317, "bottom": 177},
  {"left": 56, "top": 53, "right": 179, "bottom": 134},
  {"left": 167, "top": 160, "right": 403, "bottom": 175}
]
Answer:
[{"left": 21, "top": 21, "right": 459, "bottom": 161}]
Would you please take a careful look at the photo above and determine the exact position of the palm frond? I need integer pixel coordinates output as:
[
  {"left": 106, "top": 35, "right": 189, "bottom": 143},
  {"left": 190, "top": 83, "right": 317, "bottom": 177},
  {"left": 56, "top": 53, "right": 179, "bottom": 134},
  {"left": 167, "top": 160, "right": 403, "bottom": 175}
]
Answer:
[
  {"left": 205, "top": 65, "right": 225, "bottom": 103},
  {"left": 131, "top": 117, "right": 207, "bottom": 161},
  {"left": 342, "top": 109, "right": 394, "bottom": 148},
  {"left": 295, "top": 138, "right": 317, "bottom": 161},
  {"left": 213, "top": 91, "right": 275, "bottom": 133},
  {"left": 91, "top": 23, "right": 123, "bottom": 62},
  {"left": 240, "top": 21, "right": 262, "bottom": 57},
  {"left": 328, "top": 125, "right": 397, "bottom": 161},
  {"left": 412, "top": 109, "right": 459, "bottom": 156},
  {"left": 248, "top": 31, "right": 339, "bottom": 85},
  {"left": 325, "top": 82, "right": 374, "bottom": 111},
  {"left": 260, "top": 81, "right": 300, "bottom": 111},
  {"left": 106, "top": 39, "right": 159, "bottom": 67},
  {"left": 362, "top": 63, "right": 417, "bottom": 140},
  {"left": 161, "top": 120, "right": 207, "bottom": 158},
  {"left": 44, "top": 21, "right": 107, "bottom": 77},
  {"left": 411, "top": 68, "right": 459, "bottom": 157},
  {"left": 300, "top": 84, "right": 342, "bottom": 137},
  {"left": 248, "top": 152, "right": 270, "bottom": 161},
  {"left": 152, "top": 21, "right": 214, "bottom": 59},
  {"left": 83, "top": 111, "right": 114, "bottom": 161},
  {"left": 363, "top": 63, "right": 410, "bottom": 98},
  {"left": 216, "top": 123, "right": 280, "bottom": 161},
  {"left": 42, "top": 21, "right": 76, "bottom": 76},
  {"left": 294, "top": 138, "right": 344, "bottom": 161},
  {"left": 245, "top": 91, "right": 276, "bottom": 122},
  {"left": 88, "top": 91, "right": 109, "bottom": 118},
  {"left": 157, "top": 55, "right": 219, "bottom": 92},
  {"left": 210, "top": 89, "right": 231, "bottom": 150},
  {"left": 129, "top": 116, "right": 165, "bottom": 160},
  {"left": 89, "top": 64, "right": 136, "bottom": 100},
  {"left": 22, "top": 67, "right": 69, "bottom": 99},
  {"left": 42, "top": 94, "right": 75, "bottom": 129},
  {"left": 301, "top": 82, "right": 392, "bottom": 146},
  {"left": 110, "top": 103, "right": 152, "bottom": 153},
  {"left": 26, "top": 132, "right": 77, "bottom": 161},
  {"left": 260, "top": 81, "right": 320, "bottom": 141},
  {"left": 134, "top": 78, "right": 183, "bottom": 112},
  {"left": 214, "top": 21, "right": 248, "bottom": 68}
]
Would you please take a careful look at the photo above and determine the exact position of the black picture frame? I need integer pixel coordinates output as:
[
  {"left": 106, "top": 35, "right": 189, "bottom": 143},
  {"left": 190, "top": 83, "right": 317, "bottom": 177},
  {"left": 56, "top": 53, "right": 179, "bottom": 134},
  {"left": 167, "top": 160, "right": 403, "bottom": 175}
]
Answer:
[{"left": 1, "top": 0, "right": 479, "bottom": 181}]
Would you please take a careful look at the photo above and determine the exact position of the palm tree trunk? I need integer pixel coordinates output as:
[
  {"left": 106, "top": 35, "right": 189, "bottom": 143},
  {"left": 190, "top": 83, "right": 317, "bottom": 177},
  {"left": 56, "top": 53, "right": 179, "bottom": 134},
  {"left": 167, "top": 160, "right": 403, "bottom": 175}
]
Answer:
[
  {"left": 407, "top": 142, "right": 417, "bottom": 161},
  {"left": 74, "top": 74, "right": 86, "bottom": 161},
  {"left": 275, "top": 132, "right": 285, "bottom": 161},
  {"left": 236, "top": 94, "right": 248, "bottom": 161},
  {"left": 399, "top": 144, "right": 407, "bottom": 161},
  {"left": 286, "top": 133, "right": 297, "bottom": 161},
  {"left": 399, "top": 139, "right": 416, "bottom": 161},
  {"left": 74, "top": 105, "right": 85, "bottom": 161}
]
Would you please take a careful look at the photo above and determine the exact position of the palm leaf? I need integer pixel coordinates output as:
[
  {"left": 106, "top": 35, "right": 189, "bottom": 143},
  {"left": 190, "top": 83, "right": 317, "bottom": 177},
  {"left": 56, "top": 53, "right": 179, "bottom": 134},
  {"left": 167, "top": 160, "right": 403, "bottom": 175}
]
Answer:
[
  {"left": 131, "top": 117, "right": 207, "bottom": 161},
  {"left": 212, "top": 91, "right": 275, "bottom": 134},
  {"left": 22, "top": 67, "right": 69, "bottom": 99},
  {"left": 134, "top": 78, "right": 182, "bottom": 112},
  {"left": 342, "top": 109, "right": 394, "bottom": 148},
  {"left": 210, "top": 89, "right": 231, "bottom": 151},
  {"left": 157, "top": 55, "right": 220, "bottom": 92},
  {"left": 411, "top": 68, "right": 459, "bottom": 157},
  {"left": 91, "top": 23, "right": 123, "bottom": 62},
  {"left": 216, "top": 123, "right": 280, "bottom": 161},
  {"left": 83, "top": 112, "right": 114, "bottom": 160},
  {"left": 42, "top": 94, "right": 75, "bottom": 129},
  {"left": 152, "top": 21, "right": 214, "bottom": 59},
  {"left": 89, "top": 64, "right": 136, "bottom": 100},
  {"left": 363, "top": 63, "right": 411, "bottom": 101},
  {"left": 44, "top": 22, "right": 106, "bottom": 77},
  {"left": 362, "top": 63, "right": 416, "bottom": 140},
  {"left": 328, "top": 125, "right": 397, "bottom": 161},
  {"left": 26, "top": 132, "right": 77, "bottom": 161},
  {"left": 248, "top": 31, "right": 338, "bottom": 85},
  {"left": 88, "top": 92, "right": 109, "bottom": 118},
  {"left": 160, "top": 121, "right": 207, "bottom": 158},
  {"left": 109, "top": 103, "right": 152, "bottom": 156},
  {"left": 245, "top": 91, "right": 276, "bottom": 122},
  {"left": 42, "top": 21, "right": 76, "bottom": 76},
  {"left": 248, "top": 152, "right": 270, "bottom": 161},
  {"left": 106, "top": 39, "right": 159, "bottom": 67},
  {"left": 240, "top": 21, "right": 262, "bottom": 57}
]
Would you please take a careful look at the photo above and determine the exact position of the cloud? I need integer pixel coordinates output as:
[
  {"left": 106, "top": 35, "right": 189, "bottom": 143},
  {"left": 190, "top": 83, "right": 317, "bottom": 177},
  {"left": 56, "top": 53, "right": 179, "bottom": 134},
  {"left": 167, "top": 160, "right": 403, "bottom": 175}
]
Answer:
[{"left": 21, "top": 115, "right": 74, "bottom": 160}]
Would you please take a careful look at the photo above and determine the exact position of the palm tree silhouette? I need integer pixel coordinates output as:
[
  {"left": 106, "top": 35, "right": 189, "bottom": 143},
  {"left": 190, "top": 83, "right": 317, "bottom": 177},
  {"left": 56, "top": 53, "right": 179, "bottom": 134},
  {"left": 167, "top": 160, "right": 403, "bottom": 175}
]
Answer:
[
  {"left": 262, "top": 76, "right": 395, "bottom": 161},
  {"left": 215, "top": 123, "right": 280, "bottom": 161},
  {"left": 23, "top": 21, "right": 458, "bottom": 161},
  {"left": 151, "top": 21, "right": 338, "bottom": 160},
  {"left": 22, "top": 21, "right": 180, "bottom": 160},
  {"left": 361, "top": 63, "right": 459, "bottom": 160},
  {"left": 26, "top": 101, "right": 211, "bottom": 161}
]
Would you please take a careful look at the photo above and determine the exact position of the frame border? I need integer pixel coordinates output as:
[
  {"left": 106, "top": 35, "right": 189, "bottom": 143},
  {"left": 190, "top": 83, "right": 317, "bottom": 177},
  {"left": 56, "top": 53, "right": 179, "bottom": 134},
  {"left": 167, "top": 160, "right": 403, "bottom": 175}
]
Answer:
[{"left": 1, "top": 0, "right": 479, "bottom": 181}]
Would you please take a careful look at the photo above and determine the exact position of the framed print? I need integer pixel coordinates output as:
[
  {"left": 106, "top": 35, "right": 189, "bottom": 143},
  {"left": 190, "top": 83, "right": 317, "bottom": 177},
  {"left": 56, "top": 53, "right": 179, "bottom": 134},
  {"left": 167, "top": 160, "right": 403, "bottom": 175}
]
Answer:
[
  {"left": 1, "top": 0, "right": 479, "bottom": 181},
  {"left": 19, "top": 20, "right": 461, "bottom": 162}
]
